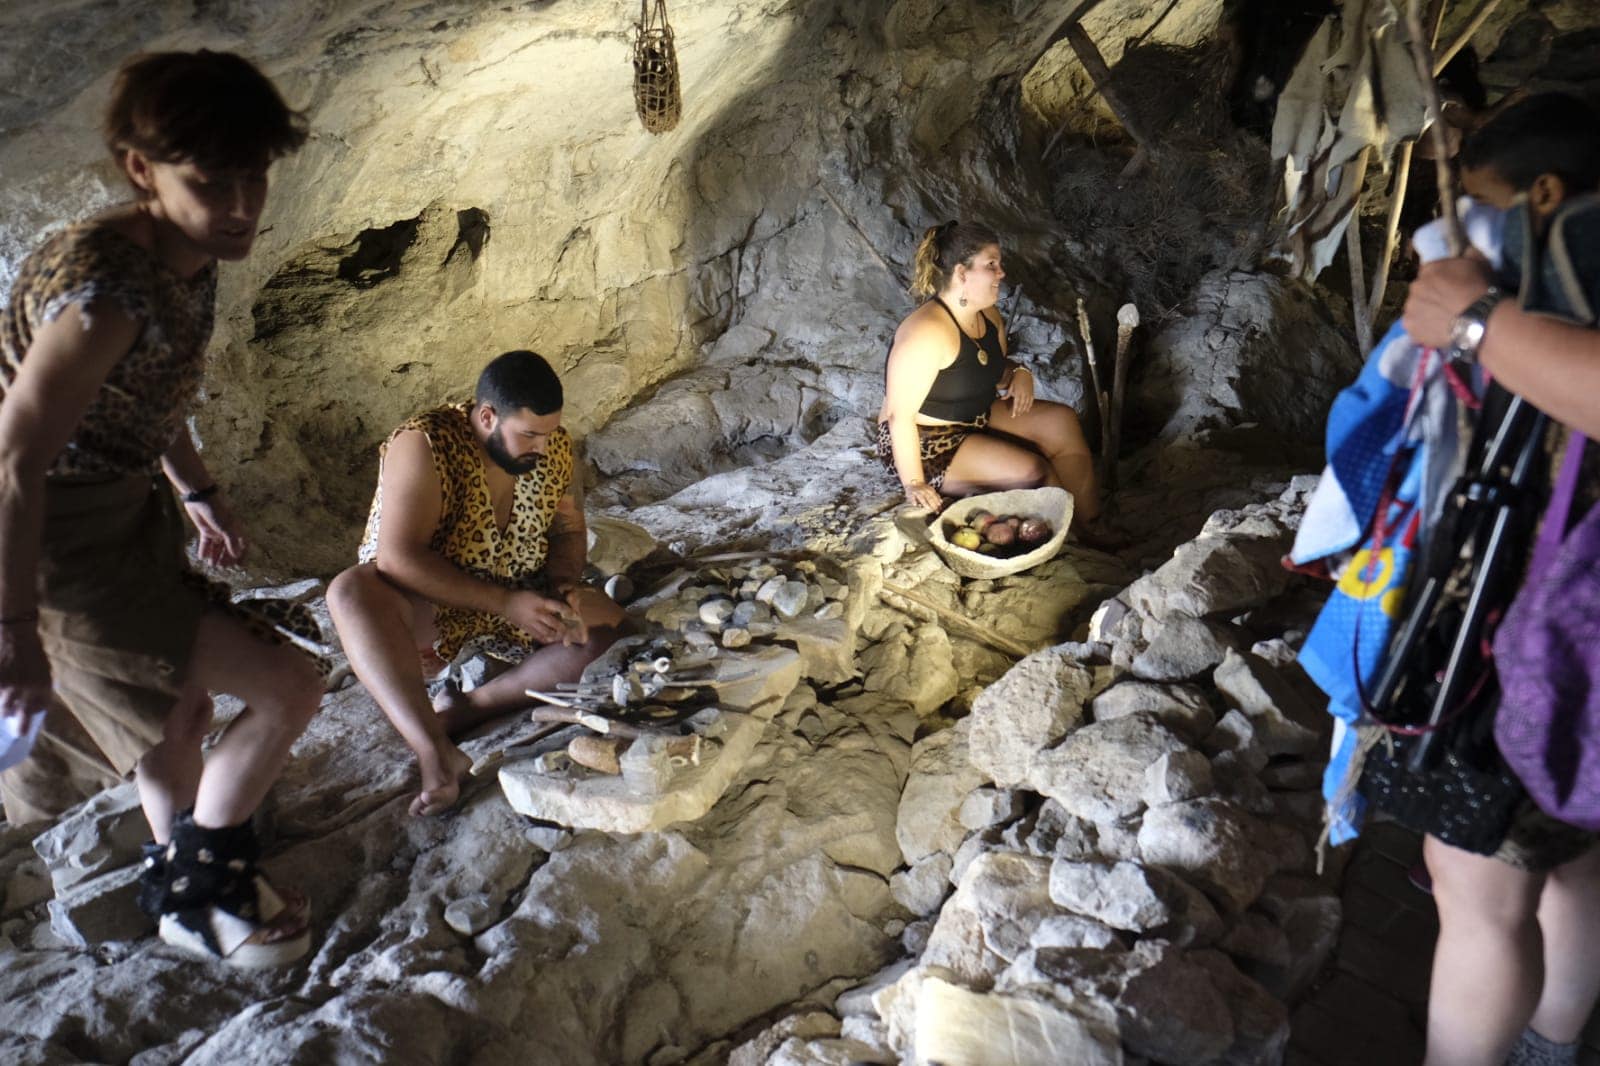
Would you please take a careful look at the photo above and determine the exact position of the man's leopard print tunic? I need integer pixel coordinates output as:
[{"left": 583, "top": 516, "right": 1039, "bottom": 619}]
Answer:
[{"left": 359, "top": 403, "right": 575, "bottom": 663}]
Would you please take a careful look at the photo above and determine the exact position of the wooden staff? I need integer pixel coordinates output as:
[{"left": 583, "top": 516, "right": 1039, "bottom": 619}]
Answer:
[
  {"left": 1368, "top": 0, "right": 1448, "bottom": 317},
  {"left": 879, "top": 581, "right": 1033, "bottom": 659},
  {"left": 1345, "top": 148, "right": 1375, "bottom": 354},
  {"left": 1061, "top": 21, "right": 1154, "bottom": 173},
  {"left": 1434, "top": 0, "right": 1507, "bottom": 75},
  {"left": 1405, "top": 0, "right": 1465, "bottom": 256},
  {"left": 1077, "top": 297, "right": 1113, "bottom": 486}
]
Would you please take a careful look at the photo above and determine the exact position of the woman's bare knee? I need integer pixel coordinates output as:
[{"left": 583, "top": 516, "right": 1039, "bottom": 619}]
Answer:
[
  {"left": 1427, "top": 836, "right": 1544, "bottom": 929},
  {"left": 161, "top": 689, "right": 215, "bottom": 748},
  {"left": 271, "top": 652, "right": 324, "bottom": 730}
]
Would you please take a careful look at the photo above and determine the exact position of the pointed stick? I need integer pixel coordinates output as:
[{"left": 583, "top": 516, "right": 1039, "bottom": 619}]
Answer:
[
  {"left": 1077, "top": 297, "right": 1113, "bottom": 486},
  {"left": 1434, "top": 0, "right": 1508, "bottom": 75}
]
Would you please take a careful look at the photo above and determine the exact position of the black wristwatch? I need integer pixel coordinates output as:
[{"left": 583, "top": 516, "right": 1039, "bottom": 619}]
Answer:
[{"left": 1448, "top": 287, "right": 1506, "bottom": 364}]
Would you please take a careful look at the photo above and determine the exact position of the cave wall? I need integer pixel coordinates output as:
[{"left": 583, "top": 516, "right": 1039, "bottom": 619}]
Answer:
[
  {"left": 0, "top": 0, "right": 1139, "bottom": 574},
  {"left": 15, "top": 0, "right": 1589, "bottom": 575}
]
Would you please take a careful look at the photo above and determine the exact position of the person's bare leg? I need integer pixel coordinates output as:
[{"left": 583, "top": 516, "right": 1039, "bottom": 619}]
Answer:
[
  {"left": 986, "top": 399, "right": 1100, "bottom": 520},
  {"left": 134, "top": 686, "right": 214, "bottom": 844},
  {"left": 1424, "top": 833, "right": 1546, "bottom": 1066},
  {"left": 126, "top": 610, "right": 319, "bottom": 943},
  {"left": 182, "top": 610, "right": 323, "bottom": 830},
  {"left": 436, "top": 588, "right": 629, "bottom": 735},
  {"left": 327, "top": 563, "right": 470, "bottom": 816},
  {"left": 938, "top": 432, "right": 1053, "bottom": 498},
  {"left": 1528, "top": 843, "right": 1600, "bottom": 1044}
]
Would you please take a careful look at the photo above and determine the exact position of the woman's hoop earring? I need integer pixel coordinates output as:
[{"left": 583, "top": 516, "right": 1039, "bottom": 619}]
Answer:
[{"left": 959, "top": 295, "right": 968, "bottom": 308}]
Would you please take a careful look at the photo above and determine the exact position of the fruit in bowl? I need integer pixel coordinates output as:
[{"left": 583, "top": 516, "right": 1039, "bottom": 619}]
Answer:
[
  {"left": 984, "top": 521, "right": 1016, "bottom": 546},
  {"left": 1017, "top": 517, "right": 1051, "bottom": 546},
  {"left": 943, "top": 511, "right": 1055, "bottom": 559}
]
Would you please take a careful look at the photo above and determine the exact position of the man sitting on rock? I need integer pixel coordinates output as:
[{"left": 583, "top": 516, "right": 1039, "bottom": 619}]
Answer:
[{"left": 328, "top": 350, "right": 627, "bottom": 815}]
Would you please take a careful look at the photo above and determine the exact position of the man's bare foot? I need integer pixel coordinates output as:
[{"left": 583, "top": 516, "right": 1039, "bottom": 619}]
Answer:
[{"left": 410, "top": 744, "right": 473, "bottom": 817}]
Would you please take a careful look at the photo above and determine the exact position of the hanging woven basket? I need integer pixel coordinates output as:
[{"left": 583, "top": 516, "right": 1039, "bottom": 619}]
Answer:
[{"left": 632, "top": 0, "right": 681, "bottom": 134}]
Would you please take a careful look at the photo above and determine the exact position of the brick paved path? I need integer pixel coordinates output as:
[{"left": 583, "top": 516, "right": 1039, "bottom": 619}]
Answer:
[{"left": 1291, "top": 821, "right": 1600, "bottom": 1065}]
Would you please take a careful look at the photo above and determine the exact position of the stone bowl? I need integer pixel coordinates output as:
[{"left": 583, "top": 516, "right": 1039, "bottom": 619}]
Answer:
[{"left": 929, "top": 486, "right": 1074, "bottom": 580}]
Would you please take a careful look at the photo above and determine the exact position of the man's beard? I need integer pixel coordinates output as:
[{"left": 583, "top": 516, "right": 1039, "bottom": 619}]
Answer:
[{"left": 484, "top": 427, "right": 541, "bottom": 475}]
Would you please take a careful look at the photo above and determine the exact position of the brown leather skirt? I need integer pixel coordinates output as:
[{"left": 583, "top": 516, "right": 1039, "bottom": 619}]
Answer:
[{"left": 1, "top": 475, "right": 326, "bottom": 823}]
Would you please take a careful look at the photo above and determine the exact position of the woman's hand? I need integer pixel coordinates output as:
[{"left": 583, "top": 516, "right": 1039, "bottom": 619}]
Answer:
[
  {"left": 1402, "top": 258, "right": 1495, "bottom": 350},
  {"left": 184, "top": 494, "right": 248, "bottom": 567},
  {"left": 1003, "top": 367, "right": 1035, "bottom": 415},
  {"left": 903, "top": 479, "right": 943, "bottom": 512},
  {"left": 0, "top": 622, "right": 51, "bottom": 735}
]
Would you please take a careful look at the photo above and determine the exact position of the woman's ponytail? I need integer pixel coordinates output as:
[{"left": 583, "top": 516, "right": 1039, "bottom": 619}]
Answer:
[
  {"left": 910, "top": 223, "right": 949, "bottom": 298},
  {"left": 907, "top": 220, "right": 1001, "bottom": 299}
]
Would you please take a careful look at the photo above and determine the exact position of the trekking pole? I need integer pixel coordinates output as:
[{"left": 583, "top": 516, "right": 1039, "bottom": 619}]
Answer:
[
  {"left": 1366, "top": 387, "right": 1515, "bottom": 713},
  {"left": 1365, "top": 389, "right": 1540, "bottom": 724},
  {"left": 1407, "top": 397, "right": 1548, "bottom": 770}
]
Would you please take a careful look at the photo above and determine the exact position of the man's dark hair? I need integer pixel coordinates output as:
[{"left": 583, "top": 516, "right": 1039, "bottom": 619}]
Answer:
[
  {"left": 105, "top": 51, "right": 308, "bottom": 176},
  {"left": 1460, "top": 93, "right": 1600, "bottom": 193},
  {"left": 475, "top": 350, "right": 563, "bottom": 416}
]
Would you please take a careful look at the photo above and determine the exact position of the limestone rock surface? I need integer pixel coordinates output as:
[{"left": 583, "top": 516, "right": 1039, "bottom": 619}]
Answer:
[{"left": 967, "top": 647, "right": 1093, "bottom": 790}]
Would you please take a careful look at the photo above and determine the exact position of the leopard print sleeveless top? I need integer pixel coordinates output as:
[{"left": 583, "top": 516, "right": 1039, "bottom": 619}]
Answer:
[
  {"left": 0, "top": 221, "right": 217, "bottom": 479},
  {"left": 359, "top": 402, "right": 575, "bottom": 661}
]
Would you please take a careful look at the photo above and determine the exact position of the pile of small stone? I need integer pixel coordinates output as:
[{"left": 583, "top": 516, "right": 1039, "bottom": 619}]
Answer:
[
  {"left": 740, "top": 478, "right": 1340, "bottom": 1066},
  {"left": 642, "top": 558, "right": 848, "bottom": 650}
]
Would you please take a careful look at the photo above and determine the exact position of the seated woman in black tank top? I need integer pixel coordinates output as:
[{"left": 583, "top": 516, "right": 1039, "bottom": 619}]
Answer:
[{"left": 875, "top": 220, "right": 1100, "bottom": 521}]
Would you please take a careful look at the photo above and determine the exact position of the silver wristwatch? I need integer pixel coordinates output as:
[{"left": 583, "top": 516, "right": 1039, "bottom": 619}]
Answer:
[{"left": 1448, "top": 287, "right": 1506, "bottom": 363}]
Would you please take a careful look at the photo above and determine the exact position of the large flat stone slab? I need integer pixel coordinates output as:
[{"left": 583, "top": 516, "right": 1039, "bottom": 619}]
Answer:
[
  {"left": 500, "top": 645, "right": 803, "bottom": 832},
  {"left": 499, "top": 706, "right": 771, "bottom": 833}
]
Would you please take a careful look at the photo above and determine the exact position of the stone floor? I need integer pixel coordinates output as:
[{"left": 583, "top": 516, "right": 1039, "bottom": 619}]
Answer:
[{"left": 1291, "top": 820, "right": 1600, "bottom": 1065}]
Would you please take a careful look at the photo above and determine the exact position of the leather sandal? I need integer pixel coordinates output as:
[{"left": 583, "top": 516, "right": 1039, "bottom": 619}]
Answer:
[
  {"left": 149, "top": 810, "right": 312, "bottom": 968},
  {"left": 158, "top": 873, "right": 311, "bottom": 968}
]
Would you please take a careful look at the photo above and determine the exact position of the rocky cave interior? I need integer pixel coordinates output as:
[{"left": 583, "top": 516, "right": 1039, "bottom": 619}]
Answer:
[{"left": 1, "top": 0, "right": 1597, "bottom": 1063}]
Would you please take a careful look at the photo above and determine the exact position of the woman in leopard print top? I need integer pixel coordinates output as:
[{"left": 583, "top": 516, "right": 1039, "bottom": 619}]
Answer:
[{"left": 0, "top": 50, "right": 322, "bottom": 968}]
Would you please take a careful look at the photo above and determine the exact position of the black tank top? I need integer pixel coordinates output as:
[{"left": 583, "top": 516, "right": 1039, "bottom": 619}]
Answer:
[{"left": 885, "top": 298, "right": 1007, "bottom": 423}]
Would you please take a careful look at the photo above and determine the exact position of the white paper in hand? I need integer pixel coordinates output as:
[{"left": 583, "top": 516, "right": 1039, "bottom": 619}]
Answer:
[{"left": 0, "top": 710, "right": 44, "bottom": 773}]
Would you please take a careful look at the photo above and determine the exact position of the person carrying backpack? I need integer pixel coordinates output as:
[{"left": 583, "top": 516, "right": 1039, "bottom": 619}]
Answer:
[{"left": 1401, "top": 93, "right": 1600, "bottom": 1066}]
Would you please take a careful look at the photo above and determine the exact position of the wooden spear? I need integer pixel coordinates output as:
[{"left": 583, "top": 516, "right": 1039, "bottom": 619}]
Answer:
[
  {"left": 1077, "top": 297, "right": 1113, "bottom": 486},
  {"left": 879, "top": 581, "right": 1033, "bottom": 659}
]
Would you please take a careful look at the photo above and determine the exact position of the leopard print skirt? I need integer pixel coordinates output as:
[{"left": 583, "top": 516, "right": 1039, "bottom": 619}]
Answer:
[{"left": 874, "top": 414, "right": 989, "bottom": 490}]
